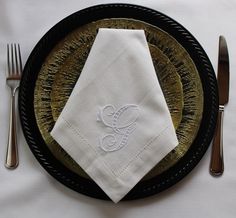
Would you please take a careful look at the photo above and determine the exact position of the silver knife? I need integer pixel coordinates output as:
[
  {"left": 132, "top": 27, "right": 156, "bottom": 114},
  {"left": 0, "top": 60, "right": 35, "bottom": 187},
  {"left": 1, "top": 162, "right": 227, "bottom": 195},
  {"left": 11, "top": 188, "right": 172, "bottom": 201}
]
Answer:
[{"left": 210, "top": 36, "right": 230, "bottom": 176}]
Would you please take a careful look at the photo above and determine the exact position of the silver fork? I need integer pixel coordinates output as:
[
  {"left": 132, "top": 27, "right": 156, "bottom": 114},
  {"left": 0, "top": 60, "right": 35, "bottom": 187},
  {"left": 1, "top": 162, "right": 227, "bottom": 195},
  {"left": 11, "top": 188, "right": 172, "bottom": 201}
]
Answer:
[{"left": 5, "top": 44, "right": 22, "bottom": 169}]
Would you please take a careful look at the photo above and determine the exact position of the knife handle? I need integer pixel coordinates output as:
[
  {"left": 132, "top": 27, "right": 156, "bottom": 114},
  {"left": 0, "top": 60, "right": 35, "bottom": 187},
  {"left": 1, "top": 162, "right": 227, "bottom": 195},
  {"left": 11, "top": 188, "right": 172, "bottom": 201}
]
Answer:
[{"left": 210, "top": 106, "right": 224, "bottom": 176}]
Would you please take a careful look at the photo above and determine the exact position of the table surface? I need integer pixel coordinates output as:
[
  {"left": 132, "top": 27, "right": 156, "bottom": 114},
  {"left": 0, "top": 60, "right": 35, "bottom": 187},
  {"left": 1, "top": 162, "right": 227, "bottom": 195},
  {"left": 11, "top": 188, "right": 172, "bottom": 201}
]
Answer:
[{"left": 0, "top": 0, "right": 235, "bottom": 218}]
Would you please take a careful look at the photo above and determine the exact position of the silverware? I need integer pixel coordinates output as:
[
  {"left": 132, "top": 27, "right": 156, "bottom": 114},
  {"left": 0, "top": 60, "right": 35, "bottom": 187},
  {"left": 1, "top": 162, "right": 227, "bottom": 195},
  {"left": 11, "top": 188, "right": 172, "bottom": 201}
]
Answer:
[
  {"left": 210, "top": 36, "right": 229, "bottom": 176},
  {"left": 5, "top": 44, "right": 22, "bottom": 169}
]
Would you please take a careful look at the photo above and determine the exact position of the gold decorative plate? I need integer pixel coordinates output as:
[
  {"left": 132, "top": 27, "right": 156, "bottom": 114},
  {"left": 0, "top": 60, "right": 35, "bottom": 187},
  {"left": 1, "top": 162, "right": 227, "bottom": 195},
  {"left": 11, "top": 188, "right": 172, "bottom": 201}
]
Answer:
[{"left": 34, "top": 18, "right": 203, "bottom": 179}]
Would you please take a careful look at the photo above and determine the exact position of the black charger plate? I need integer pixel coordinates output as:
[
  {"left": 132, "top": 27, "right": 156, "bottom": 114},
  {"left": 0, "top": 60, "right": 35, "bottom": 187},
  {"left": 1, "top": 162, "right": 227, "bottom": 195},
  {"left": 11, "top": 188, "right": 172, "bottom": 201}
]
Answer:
[{"left": 19, "top": 4, "right": 218, "bottom": 201}]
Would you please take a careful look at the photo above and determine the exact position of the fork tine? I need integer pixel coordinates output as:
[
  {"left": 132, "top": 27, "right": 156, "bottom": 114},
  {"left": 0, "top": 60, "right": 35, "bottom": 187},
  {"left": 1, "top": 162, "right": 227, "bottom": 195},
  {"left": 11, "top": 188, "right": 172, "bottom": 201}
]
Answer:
[
  {"left": 14, "top": 44, "right": 19, "bottom": 75},
  {"left": 17, "top": 44, "right": 23, "bottom": 74},
  {"left": 10, "top": 44, "right": 15, "bottom": 75}
]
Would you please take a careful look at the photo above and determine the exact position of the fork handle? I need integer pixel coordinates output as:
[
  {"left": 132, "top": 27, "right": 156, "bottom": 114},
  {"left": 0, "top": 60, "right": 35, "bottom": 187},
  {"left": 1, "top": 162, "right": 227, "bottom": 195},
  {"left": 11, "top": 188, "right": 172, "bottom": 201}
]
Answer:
[
  {"left": 210, "top": 106, "right": 224, "bottom": 176},
  {"left": 5, "top": 91, "right": 18, "bottom": 169}
]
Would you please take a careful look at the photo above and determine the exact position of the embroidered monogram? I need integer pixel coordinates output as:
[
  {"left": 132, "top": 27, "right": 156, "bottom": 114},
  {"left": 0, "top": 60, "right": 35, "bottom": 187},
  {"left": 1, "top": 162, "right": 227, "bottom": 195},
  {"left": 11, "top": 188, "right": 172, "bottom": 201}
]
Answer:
[{"left": 97, "top": 104, "right": 139, "bottom": 152}]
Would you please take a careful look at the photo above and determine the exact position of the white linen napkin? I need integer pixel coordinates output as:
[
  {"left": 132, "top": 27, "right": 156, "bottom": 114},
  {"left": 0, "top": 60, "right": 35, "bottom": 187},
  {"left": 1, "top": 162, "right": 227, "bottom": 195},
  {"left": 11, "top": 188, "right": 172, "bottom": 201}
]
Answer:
[{"left": 51, "top": 28, "right": 178, "bottom": 203}]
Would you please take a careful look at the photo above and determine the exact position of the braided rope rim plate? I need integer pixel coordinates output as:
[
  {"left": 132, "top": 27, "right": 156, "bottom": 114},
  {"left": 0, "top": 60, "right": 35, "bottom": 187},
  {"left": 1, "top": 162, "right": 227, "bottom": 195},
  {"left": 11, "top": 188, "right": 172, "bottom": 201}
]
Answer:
[{"left": 19, "top": 3, "right": 218, "bottom": 201}]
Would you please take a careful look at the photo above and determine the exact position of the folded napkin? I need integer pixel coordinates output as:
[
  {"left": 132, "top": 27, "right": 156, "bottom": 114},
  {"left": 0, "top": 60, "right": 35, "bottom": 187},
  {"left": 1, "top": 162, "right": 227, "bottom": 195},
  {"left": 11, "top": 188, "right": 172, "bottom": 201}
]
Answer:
[{"left": 51, "top": 28, "right": 178, "bottom": 203}]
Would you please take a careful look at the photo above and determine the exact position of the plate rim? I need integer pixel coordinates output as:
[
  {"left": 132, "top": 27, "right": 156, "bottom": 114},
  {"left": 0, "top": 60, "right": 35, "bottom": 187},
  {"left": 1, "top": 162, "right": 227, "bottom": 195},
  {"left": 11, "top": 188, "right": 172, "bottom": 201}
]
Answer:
[{"left": 19, "top": 3, "right": 218, "bottom": 201}]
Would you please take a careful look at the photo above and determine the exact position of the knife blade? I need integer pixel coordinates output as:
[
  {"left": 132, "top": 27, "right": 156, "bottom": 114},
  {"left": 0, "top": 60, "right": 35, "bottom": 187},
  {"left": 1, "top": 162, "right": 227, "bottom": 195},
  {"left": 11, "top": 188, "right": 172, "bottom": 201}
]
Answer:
[{"left": 210, "top": 35, "right": 230, "bottom": 176}]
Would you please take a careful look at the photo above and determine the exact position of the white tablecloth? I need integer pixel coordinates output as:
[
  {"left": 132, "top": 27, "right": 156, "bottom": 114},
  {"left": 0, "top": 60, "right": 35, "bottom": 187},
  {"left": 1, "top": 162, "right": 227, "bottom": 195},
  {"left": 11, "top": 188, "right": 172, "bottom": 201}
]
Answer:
[{"left": 0, "top": 0, "right": 235, "bottom": 217}]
